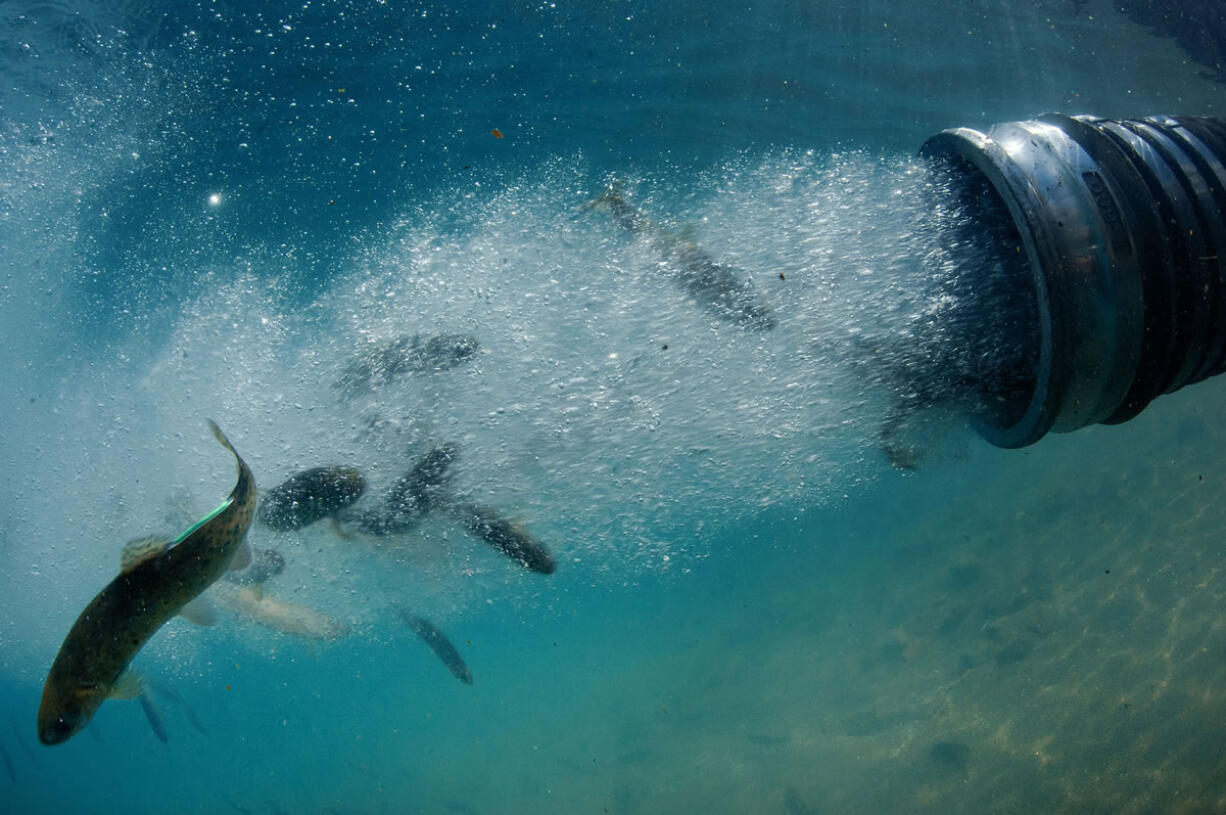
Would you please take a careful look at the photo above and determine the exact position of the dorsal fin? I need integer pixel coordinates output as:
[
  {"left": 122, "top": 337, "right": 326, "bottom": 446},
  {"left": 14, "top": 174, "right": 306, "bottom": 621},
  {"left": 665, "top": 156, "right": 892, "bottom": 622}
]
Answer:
[{"left": 119, "top": 537, "right": 170, "bottom": 574}]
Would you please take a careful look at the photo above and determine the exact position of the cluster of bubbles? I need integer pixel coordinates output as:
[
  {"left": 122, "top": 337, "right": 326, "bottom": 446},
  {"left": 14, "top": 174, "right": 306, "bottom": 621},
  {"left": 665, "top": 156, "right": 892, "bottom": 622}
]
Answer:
[
  {"left": 2, "top": 46, "right": 1037, "bottom": 662},
  {"left": 129, "top": 150, "right": 1026, "bottom": 572}
]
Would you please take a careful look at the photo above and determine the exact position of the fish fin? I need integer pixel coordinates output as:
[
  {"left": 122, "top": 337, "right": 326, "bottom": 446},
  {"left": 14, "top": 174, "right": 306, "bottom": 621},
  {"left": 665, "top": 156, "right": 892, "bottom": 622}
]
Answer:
[
  {"left": 109, "top": 670, "right": 145, "bottom": 700},
  {"left": 206, "top": 419, "right": 236, "bottom": 456},
  {"left": 179, "top": 596, "right": 220, "bottom": 627},
  {"left": 229, "top": 540, "right": 253, "bottom": 572},
  {"left": 119, "top": 536, "right": 169, "bottom": 574}
]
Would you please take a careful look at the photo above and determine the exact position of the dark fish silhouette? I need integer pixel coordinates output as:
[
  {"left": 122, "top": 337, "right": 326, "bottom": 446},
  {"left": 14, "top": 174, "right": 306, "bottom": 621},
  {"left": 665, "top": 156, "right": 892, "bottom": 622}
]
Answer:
[
  {"left": 137, "top": 692, "right": 168, "bottom": 743},
  {"left": 351, "top": 444, "right": 458, "bottom": 535},
  {"left": 589, "top": 187, "right": 776, "bottom": 331},
  {"left": 37, "top": 421, "right": 256, "bottom": 746},
  {"left": 258, "top": 467, "right": 366, "bottom": 531},
  {"left": 333, "top": 445, "right": 556, "bottom": 575},
  {"left": 335, "top": 333, "right": 480, "bottom": 399},
  {"left": 400, "top": 611, "right": 473, "bottom": 684},
  {"left": 447, "top": 502, "right": 556, "bottom": 574},
  {"left": 147, "top": 680, "right": 210, "bottom": 736}
]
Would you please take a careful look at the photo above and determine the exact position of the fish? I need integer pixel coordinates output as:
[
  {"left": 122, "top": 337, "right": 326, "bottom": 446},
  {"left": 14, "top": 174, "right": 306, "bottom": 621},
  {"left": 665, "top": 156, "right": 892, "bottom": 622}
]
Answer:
[
  {"left": 390, "top": 443, "right": 458, "bottom": 515},
  {"left": 258, "top": 466, "right": 366, "bottom": 531},
  {"left": 877, "top": 396, "right": 924, "bottom": 471},
  {"left": 349, "top": 443, "right": 459, "bottom": 536},
  {"left": 588, "top": 186, "right": 776, "bottom": 331},
  {"left": 146, "top": 679, "right": 210, "bottom": 736},
  {"left": 334, "top": 333, "right": 480, "bottom": 400},
  {"left": 137, "top": 691, "right": 168, "bottom": 744},
  {"left": 37, "top": 420, "right": 256, "bottom": 746},
  {"left": 446, "top": 502, "right": 556, "bottom": 574},
  {"left": 400, "top": 611, "right": 473, "bottom": 684},
  {"left": 210, "top": 583, "right": 349, "bottom": 641},
  {"left": 327, "top": 446, "right": 555, "bottom": 574}
]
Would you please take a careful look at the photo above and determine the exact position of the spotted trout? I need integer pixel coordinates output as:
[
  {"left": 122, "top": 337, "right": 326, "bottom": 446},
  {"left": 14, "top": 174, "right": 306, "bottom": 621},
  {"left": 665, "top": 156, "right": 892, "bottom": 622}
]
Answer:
[
  {"left": 400, "top": 611, "right": 473, "bottom": 685},
  {"left": 588, "top": 186, "right": 777, "bottom": 331},
  {"left": 37, "top": 420, "right": 256, "bottom": 746}
]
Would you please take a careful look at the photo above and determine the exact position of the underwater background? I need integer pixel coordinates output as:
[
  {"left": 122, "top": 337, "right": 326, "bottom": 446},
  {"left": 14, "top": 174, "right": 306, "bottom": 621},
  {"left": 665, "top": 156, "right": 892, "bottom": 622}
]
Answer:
[{"left": 2, "top": 1, "right": 1226, "bottom": 812}]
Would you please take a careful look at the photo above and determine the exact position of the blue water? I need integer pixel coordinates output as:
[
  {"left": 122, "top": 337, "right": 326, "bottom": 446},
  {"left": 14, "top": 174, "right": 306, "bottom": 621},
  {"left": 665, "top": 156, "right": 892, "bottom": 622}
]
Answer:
[{"left": 3, "top": 1, "right": 1226, "bottom": 813}]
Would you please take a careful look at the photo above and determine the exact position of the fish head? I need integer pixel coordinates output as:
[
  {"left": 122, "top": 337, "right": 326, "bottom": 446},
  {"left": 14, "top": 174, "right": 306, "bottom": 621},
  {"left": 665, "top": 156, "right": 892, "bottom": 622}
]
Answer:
[{"left": 36, "top": 676, "right": 108, "bottom": 745}]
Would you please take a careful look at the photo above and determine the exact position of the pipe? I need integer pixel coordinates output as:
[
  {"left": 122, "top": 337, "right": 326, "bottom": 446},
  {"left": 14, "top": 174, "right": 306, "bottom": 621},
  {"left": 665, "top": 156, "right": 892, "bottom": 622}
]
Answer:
[{"left": 919, "top": 115, "right": 1226, "bottom": 448}]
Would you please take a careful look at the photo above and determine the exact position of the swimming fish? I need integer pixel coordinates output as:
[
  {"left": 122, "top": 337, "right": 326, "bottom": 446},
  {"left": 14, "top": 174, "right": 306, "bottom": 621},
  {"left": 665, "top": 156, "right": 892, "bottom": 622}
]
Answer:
[
  {"left": 146, "top": 679, "right": 210, "bottom": 736},
  {"left": 391, "top": 442, "right": 458, "bottom": 515},
  {"left": 350, "top": 443, "right": 459, "bottom": 536},
  {"left": 258, "top": 466, "right": 366, "bottom": 531},
  {"left": 37, "top": 420, "right": 256, "bottom": 746},
  {"left": 137, "top": 691, "right": 168, "bottom": 744},
  {"left": 210, "top": 583, "right": 349, "bottom": 641},
  {"left": 588, "top": 186, "right": 776, "bottom": 331},
  {"left": 400, "top": 611, "right": 473, "bottom": 684},
  {"left": 334, "top": 333, "right": 480, "bottom": 400},
  {"left": 325, "top": 447, "right": 556, "bottom": 574},
  {"left": 447, "top": 502, "right": 556, "bottom": 574}
]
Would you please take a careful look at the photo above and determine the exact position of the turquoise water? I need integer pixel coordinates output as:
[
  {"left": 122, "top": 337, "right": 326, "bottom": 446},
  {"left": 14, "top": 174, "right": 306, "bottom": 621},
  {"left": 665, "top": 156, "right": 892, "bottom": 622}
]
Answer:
[{"left": 3, "top": 1, "right": 1226, "bottom": 813}]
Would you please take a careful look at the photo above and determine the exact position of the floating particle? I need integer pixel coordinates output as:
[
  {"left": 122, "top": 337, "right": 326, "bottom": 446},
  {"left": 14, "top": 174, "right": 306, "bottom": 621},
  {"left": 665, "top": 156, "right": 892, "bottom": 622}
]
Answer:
[{"left": 491, "top": 128, "right": 504, "bottom": 139}]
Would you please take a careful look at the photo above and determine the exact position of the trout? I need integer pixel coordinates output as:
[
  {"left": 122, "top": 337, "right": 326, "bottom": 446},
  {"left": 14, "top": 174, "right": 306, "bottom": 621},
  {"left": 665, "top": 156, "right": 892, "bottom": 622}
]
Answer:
[{"left": 37, "top": 421, "right": 256, "bottom": 745}]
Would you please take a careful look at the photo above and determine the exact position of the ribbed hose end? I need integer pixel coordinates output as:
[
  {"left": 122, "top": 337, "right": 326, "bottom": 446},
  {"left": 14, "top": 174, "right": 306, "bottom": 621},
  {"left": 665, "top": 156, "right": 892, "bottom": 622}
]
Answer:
[{"left": 920, "top": 115, "right": 1226, "bottom": 448}]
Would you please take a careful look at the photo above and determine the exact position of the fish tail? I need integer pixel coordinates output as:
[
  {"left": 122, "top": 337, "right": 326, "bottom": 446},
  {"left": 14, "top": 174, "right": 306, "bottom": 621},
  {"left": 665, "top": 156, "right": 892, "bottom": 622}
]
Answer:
[
  {"left": 207, "top": 419, "right": 236, "bottom": 456},
  {"left": 206, "top": 419, "right": 255, "bottom": 504}
]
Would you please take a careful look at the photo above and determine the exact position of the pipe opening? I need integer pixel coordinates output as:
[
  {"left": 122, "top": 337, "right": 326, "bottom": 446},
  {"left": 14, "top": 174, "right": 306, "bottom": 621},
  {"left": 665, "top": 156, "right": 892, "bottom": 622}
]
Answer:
[{"left": 920, "top": 115, "right": 1226, "bottom": 448}]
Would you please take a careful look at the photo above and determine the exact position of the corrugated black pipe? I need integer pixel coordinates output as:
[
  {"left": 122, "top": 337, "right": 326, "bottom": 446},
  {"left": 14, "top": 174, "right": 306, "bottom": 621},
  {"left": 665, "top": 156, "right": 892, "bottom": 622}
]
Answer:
[{"left": 921, "top": 115, "right": 1226, "bottom": 448}]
